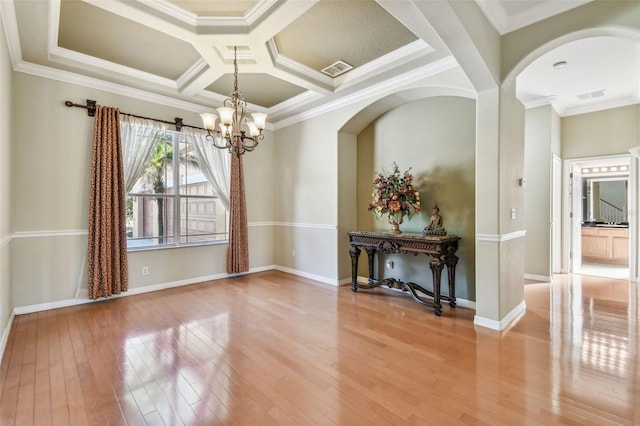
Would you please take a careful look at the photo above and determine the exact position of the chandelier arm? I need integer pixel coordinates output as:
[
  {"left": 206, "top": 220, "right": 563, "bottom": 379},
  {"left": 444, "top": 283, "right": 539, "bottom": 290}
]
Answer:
[
  {"left": 239, "top": 134, "right": 262, "bottom": 150},
  {"left": 205, "top": 131, "right": 231, "bottom": 151}
]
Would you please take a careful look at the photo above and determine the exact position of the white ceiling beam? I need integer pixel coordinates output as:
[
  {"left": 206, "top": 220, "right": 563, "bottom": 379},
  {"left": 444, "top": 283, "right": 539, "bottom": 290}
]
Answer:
[
  {"left": 0, "top": 0, "right": 23, "bottom": 67},
  {"left": 409, "top": 0, "right": 500, "bottom": 91},
  {"left": 376, "top": 0, "right": 449, "bottom": 55}
]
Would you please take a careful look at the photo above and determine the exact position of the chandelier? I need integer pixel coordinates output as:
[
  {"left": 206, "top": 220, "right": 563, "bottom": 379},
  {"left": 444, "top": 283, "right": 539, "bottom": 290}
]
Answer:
[{"left": 200, "top": 46, "right": 268, "bottom": 156}]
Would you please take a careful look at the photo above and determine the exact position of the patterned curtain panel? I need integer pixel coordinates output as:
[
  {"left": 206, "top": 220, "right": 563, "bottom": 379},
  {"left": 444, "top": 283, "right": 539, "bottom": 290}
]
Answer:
[
  {"left": 227, "top": 153, "right": 249, "bottom": 274},
  {"left": 87, "top": 105, "right": 129, "bottom": 299}
]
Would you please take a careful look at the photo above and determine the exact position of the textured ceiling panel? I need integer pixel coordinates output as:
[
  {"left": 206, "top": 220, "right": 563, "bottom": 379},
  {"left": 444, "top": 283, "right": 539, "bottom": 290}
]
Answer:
[
  {"left": 274, "top": 0, "right": 418, "bottom": 72},
  {"left": 58, "top": 0, "right": 201, "bottom": 80},
  {"left": 165, "top": 1, "right": 258, "bottom": 16},
  {"left": 206, "top": 74, "right": 306, "bottom": 108}
]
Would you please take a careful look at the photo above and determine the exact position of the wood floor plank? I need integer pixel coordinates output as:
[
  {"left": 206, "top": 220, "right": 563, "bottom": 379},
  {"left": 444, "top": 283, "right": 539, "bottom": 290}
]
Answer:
[{"left": 1, "top": 271, "right": 639, "bottom": 425}]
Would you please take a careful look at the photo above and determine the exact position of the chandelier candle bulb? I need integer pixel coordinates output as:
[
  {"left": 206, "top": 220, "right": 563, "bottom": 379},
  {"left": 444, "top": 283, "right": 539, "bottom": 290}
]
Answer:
[
  {"left": 247, "top": 121, "right": 259, "bottom": 137},
  {"left": 251, "top": 113, "right": 267, "bottom": 130},
  {"left": 217, "top": 107, "right": 234, "bottom": 126},
  {"left": 200, "top": 113, "right": 217, "bottom": 130}
]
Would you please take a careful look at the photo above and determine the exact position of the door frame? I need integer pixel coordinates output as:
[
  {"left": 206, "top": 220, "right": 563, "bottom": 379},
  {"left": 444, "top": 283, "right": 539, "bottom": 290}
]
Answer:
[
  {"left": 562, "top": 154, "right": 636, "bottom": 279},
  {"left": 552, "top": 155, "right": 562, "bottom": 274}
]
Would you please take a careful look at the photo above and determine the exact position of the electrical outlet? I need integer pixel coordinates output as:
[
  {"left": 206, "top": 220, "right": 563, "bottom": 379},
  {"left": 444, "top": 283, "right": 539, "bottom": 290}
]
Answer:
[
  {"left": 385, "top": 259, "right": 394, "bottom": 269},
  {"left": 291, "top": 250, "right": 296, "bottom": 258},
  {"left": 142, "top": 266, "right": 149, "bottom": 276},
  {"left": 511, "top": 208, "right": 516, "bottom": 220}
]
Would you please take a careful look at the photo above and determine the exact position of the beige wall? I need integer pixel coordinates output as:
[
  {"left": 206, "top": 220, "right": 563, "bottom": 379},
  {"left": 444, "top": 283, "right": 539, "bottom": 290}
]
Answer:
[
  {"left": 0, "top": 14, "right": 13, "bottom": 335},
  {"left": 524, "top": 106, "right": 554, "bottom": 277},
  {"left": 272, "top": 110, "right": 341, "bottom": 282},
  {"left": 356, "top": 96, "right": 476, "bottom": 301},
  {"left": 562, "top": 104, "right": 640, "bottom": 159},
  {"left": 10, "top": 73, "right": 275, "bottom": 307},
  {"left": 271, "top": 69, "right": 477, "bottom": 286},
  {"left": 337, "top": 132, "right": 357, "bottom": 282}
]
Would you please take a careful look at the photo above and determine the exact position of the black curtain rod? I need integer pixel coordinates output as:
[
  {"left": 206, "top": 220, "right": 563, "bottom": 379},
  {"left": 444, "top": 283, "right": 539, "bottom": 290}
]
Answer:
[{"left": 64, "top": 99, "right": 206, "bottom": 132}]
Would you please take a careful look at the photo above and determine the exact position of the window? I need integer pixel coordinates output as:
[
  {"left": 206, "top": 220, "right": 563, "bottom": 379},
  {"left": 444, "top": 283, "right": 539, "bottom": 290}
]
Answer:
[{"left": 126, "top": 130, "right": 227, "bottom": 249}]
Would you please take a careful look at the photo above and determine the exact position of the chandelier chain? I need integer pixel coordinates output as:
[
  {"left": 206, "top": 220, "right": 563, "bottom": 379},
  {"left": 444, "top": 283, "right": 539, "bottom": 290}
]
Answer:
[{"left": 233, "top": 46, "right": 239, "bottom": 93}]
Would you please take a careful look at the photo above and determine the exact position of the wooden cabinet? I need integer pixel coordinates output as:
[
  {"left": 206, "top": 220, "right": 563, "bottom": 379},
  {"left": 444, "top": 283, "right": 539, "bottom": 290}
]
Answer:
[{"left": 581, "top": 226, "right": 629, "bottom": 265}]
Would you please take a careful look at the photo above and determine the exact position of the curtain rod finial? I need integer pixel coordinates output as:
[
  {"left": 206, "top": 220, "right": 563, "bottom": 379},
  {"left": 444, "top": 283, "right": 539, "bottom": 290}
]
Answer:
[
  {"left": 174, "top": 117, "right": 183, "bottom": 132},
  {"left": 87, "top": 100, "right": 96, "bottom": 117}
]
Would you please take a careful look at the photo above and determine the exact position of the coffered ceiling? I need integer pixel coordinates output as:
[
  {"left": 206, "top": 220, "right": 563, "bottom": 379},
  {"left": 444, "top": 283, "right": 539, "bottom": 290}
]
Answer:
[{"left": 1, "top": 0, "right": 638, "bottom": 128}]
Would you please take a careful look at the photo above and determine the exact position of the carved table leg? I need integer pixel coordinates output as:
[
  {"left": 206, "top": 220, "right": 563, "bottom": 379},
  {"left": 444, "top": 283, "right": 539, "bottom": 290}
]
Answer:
[
  {"left": 349, "top": 245, "right": 361, "bottom": 292},
  {"left": 444, "top": 252, "right": 459, "bottom": 307},
  {"left": 365, "top": 247, "right": 377, "bottom": 285},
  {"left": 429, "top": 258, "right": 444, "bottom": 316}
]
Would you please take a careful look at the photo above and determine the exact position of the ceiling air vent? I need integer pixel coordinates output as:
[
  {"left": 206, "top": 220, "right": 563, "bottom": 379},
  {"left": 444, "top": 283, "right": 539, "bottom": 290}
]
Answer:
[
  {"left": 576, "top": 89, "right": 606, "bottom": 100},
  {"left": 321, "top": 60, "right": 353, "bottom": 78}
]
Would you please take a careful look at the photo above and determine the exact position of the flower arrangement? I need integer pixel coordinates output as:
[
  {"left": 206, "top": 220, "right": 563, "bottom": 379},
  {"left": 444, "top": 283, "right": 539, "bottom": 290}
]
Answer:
[{"left": 368, "top": 162, "right": 421, "bottom": 228}]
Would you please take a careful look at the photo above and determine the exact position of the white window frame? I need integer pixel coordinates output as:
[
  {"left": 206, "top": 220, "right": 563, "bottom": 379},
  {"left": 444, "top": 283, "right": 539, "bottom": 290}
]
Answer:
[{"left": 126, "top": 130, "right": 228, "bottom": 251}]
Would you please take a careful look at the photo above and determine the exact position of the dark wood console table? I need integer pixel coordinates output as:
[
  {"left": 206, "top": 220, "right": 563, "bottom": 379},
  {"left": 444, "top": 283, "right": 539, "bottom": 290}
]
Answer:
[{"left": 348, "top": 231, "right": 460, "bottom": 316}]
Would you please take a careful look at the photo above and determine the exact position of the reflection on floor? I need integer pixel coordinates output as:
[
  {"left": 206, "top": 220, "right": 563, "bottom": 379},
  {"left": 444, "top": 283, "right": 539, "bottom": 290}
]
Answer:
[
  {"left": 520, "top": 273, "right": 640, "bottom": 425},
  {"left": 1, "top": 271, "right": 639, "bottom": 424},
  {"left": 577, "top": 261, "right": 629, "bottom": 280}
]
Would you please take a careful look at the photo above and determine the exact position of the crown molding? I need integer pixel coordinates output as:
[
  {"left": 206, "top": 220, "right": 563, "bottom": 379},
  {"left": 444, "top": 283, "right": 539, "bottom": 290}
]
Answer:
[
  {"left": 49, "top": 46, "right": 178, "bottom": 89},
  {"left": 136, "top": 0, "right": 276, "bottom": 28},
  {"left": 335, "top": 40, "right": 434, "bottom": 90},
  {"left": 561, "top": 95, "right": 640, "bottom": 117},
  {"left": 244, "top": 0, "right": 279, "bottom": 25},
  {"left": 176, "top": 58, "right": 209, "bottom": 90},
  {"left": 136, "top": 0, "right": 199, "bottom": 26},
  {"left": 474, "top": 0, "right": 593, "bottom": 35},
  {"left": 267, "top": 91, "right": 324, "bottom": 117},
  {"left": 14, "top": 60, "right": 209, "bottom": 114},
  {"left": 272, "top": 56, "right": 460, "bottom": 130},
  {"left": 503, "top": 1, "right": 592, "bottom": 35},
  {"left": 268, "top": 39, "right": 334, "bottom": 92}
]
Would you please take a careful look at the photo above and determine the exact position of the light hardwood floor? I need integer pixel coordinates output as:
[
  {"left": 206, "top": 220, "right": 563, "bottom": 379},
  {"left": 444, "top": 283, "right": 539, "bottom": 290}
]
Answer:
[{"left": 1, "top": 271, "right": 638, "bottom": 425}]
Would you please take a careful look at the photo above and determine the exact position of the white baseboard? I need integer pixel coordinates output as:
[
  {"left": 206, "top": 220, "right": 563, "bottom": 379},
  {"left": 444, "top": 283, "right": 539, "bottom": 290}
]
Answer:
[
  {"left": 524, "top": 273, "right": 551, "bottom": 282},
  {"left": 273, "top": 265, "right": 339, "bottom": 286},
  {"left": 455, "top": 298, "right": 476, "bottom": 309},
  {"left": 13, "top": 264, "right": 277, "bottom": 316},
  {"left": 474, "top": 300, "right": 526, "bottom": 331},
  {"left": 338, "top": 277, "right": 352, "bottom": 286},
  {"left": 0, "top": 311, "right": 15, "bottom": 367}
]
